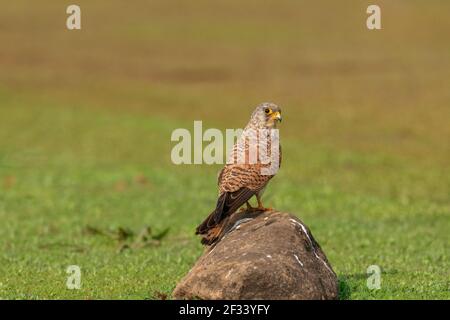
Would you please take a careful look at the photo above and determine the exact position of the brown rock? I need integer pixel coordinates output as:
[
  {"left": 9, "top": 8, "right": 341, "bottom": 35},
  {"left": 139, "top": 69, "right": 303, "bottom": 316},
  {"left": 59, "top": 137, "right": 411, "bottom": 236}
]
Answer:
[{"left": 173, "top": 210, "right": 339, "bottom": 300}]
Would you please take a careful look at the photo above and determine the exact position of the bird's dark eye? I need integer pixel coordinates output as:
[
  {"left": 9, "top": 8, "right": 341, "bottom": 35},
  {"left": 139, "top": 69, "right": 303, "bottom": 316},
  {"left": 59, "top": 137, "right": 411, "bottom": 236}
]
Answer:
[{"left": 264, "top": 108, "right": 271, "bottom": 114}]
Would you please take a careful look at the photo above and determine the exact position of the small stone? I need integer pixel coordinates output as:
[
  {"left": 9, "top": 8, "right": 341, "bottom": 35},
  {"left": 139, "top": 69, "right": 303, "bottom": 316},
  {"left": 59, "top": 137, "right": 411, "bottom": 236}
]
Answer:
[{"left": 173, "top": 210, "right": 338, "bottom": 300}]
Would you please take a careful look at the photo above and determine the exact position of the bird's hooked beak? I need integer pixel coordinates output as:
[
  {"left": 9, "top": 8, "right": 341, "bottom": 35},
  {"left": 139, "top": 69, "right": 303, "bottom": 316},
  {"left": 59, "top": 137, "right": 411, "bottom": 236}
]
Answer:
[{"left": 271, "top": 111, "right": 282, "bottom": 123}]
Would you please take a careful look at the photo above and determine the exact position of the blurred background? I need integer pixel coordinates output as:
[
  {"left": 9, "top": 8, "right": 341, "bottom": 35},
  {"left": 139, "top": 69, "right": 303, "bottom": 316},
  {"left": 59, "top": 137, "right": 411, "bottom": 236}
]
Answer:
[{"left": 0, "top": 0, "right": 448, "bottom": 299}]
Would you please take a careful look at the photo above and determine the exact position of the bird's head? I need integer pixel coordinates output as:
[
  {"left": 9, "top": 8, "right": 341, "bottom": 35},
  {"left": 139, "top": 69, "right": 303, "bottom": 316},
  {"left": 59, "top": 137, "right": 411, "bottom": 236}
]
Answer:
[{"left": 250, "top": 102, "right": 282, "bottom": 129}]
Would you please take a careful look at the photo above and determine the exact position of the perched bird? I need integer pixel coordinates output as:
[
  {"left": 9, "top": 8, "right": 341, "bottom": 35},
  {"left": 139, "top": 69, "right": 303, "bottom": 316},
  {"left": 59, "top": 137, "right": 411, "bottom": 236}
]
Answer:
[{"left": 196, "top": 102, "right": 282, "bottom": 245}]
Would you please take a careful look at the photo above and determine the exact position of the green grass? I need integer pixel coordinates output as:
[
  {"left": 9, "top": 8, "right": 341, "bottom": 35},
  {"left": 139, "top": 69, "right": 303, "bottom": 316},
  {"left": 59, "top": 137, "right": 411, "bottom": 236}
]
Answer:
[
  {"left": 0, "top": 93, "right": 448, "bottom": 299},
  {"left": 0, "top": 0, "right": 449, "bottom": 299}
]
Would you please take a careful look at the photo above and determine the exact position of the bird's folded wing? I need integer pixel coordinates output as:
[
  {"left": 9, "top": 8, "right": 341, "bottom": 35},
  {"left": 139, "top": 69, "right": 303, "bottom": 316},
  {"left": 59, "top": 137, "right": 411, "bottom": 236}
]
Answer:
[
  {"left": 213, "top": 187, "right": 255, "bottom": 223},
  {"left": 219, "top": 164, "right": 271, "bottom": 193}
]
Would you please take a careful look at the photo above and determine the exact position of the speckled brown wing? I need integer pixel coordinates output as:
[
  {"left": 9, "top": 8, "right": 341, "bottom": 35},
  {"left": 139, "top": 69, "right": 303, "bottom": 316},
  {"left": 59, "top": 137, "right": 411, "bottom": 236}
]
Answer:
[
  {"left": 215, "top": 164, "right": 271, "bottom": 218},
  {"left": 196, "top": 157, "right": 280, "bottom": 237},
  {"left": 195, "top": 164, "right": 261, "bottom": 235}
]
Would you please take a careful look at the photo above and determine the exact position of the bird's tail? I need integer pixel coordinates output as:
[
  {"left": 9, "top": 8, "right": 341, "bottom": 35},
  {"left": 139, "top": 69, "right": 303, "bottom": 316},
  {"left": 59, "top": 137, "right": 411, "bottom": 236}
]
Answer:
[
  {"left": 195, "top": 214, "right": 226, "bottom": 246},
  {"left": 195, "top": 193, "right": 227, "bottom": 235},
  {"left": 195, "top": 193, "right": 229, "bottom": 245},
  {"left": 195, "top": 210, "right": 217, "bottom": 235}
]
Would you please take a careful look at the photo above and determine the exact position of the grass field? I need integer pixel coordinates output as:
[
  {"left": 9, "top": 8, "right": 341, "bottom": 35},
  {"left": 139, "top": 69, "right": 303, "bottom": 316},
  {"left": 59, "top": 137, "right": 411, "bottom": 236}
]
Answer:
[{"left": 0, "top": 1, "right": 449, "bottom": 299}]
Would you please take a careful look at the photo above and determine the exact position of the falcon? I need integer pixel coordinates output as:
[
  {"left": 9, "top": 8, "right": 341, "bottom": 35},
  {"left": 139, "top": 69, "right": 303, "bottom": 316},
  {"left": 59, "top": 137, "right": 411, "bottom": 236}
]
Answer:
[{"left": 196, "top": 102, "right": 282, "bottom": 244}]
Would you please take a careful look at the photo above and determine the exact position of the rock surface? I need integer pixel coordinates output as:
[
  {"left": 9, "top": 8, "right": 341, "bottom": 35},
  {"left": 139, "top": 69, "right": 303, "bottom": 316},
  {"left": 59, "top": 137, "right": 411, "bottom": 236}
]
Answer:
[{"left": 173, "top": 210, "right": 339, "bottom": 300}]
